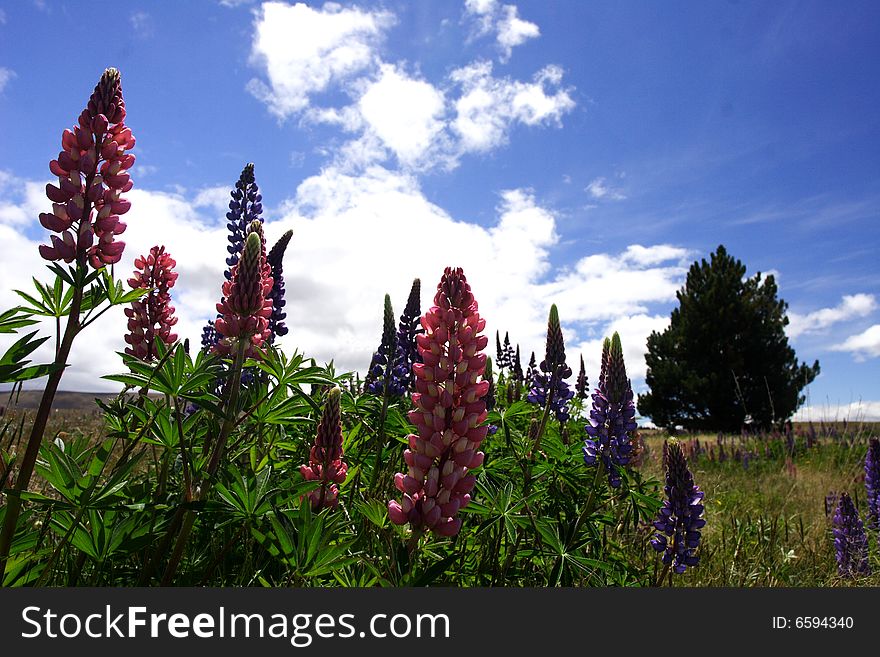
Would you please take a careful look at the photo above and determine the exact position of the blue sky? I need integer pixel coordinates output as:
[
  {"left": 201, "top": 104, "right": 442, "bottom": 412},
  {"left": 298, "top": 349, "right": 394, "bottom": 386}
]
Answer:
[{"left": 0, "top": 0, "right": 878, "bottom": 422}]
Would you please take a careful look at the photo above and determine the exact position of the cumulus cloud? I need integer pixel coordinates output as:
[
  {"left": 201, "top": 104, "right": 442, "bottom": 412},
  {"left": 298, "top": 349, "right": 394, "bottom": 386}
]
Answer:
[
  {"left": 787, "top": 293, "right": 877, "bottom": 338},
  {"left": 129, "top": 10, "right": 153, "bottom": 38},
  {"left": 450, "top": 61, "right": 574, "bottom": 154},
  {"left": 464, "top": 0, "right": 540, "bottom": 62},
  {"left": 831, "top": 324, "right": 880, "bottom": 361},
  {"left": 793, "top": 400, "right": 880, "bottom": 423},
  {"left": 357, "top": 64, "right": 450, "bottom": 169},
  {"left": 247, "top": 1, "right": 394, "bottom": 119}
]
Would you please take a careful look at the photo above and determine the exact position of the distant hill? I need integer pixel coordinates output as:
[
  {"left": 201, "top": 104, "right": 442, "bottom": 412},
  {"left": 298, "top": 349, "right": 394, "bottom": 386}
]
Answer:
[{"left": 1, "top": 390, "right": 121, "bottom": 412}]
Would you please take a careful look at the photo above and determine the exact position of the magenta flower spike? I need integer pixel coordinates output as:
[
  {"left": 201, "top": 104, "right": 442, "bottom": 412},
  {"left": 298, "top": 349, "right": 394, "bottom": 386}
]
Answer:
[
  {"left": 124, "top": 245, "right": 179, "bottom": 360},
  {"left": 388, "top": 267, "right": 490, "bottom": 538},
  {"left": 300, "top": 387, "right": 348, "bottom": 510},
  {"left": 212, "top": 220, "right": 273, "bottom": 360},
  {"left": 39, "top": 68, "right": 135, "bottom": 268}
]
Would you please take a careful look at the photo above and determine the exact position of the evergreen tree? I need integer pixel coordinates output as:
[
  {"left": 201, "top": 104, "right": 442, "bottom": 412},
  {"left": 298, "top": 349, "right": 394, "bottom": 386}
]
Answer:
[{"left": 638, "top": 245, "right": 819, "bottom": 431}]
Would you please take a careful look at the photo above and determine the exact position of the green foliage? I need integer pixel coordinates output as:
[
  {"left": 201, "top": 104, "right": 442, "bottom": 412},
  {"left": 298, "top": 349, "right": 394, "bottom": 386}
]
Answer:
[{"left": 638, "top": 245, "right": 820, "bottom": 431}]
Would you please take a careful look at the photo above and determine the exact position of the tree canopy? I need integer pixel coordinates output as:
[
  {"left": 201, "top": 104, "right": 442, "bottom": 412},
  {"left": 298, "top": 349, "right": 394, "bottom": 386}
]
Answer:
[{"left": 637, "top": 245, "right": 819, "bottom": 432}]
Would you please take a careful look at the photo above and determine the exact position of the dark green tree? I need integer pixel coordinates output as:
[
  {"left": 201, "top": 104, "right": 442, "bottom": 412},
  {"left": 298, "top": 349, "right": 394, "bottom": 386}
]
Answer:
[{"left": 638, "top": 245, "right": 819, "bottom": 432}]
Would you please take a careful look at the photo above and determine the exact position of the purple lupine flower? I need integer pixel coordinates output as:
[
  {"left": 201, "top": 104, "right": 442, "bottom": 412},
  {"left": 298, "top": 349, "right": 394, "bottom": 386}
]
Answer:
[
  {"left": 502, "top": 332, "right": 515, "bottom": 372},
  {"left": 495, "top": 331, "right": 508, "bottom": 371},
  {"left": 865, "top": 437, "right": 880, "bottom": 530},
  {"left": 394, "top": 278, "right": 423, "bottom": 392},
  {"left": 526, "top": 305, "right": 574, "bottom": 423},
  {"left": 650, "top": 439, "right": 705, "bottom": 574},
  {"left": 575, "top": 354, "right": 588, "bottom": 400},
  {"left": 525, "top": 351, "right": 538, "bottom": 390},
  {"left": 300, "top": 387, "right": 348, "bottom": 510},
  {"left": 200, "top": 320, "right": 219, "bottom": 353},
  {"left": 224, "top": 163, "right": 263, "bottom": 281},
  {"left": 123, "top": 246, "right": 178, "bottom": 360},
  {"left": 512, "top": 344, "right": 523, "bottom": 383},
  {"left": 583, "top": 332, "right": 636, "bottom": 488},
  {"left": 832, "top": 492, "right": 871, "bottom": 578},
  {"left": 40, "top": 68, "right": 135, "bottom": 268},
  {"left": 364, "top": 294, "right": 407, "bottom": 397},
  {"left": 388, "top": 267, "right": 489, "bottom": 537},
  {"left": 266, "top": 229, "right": 293, "bottom": 343}
]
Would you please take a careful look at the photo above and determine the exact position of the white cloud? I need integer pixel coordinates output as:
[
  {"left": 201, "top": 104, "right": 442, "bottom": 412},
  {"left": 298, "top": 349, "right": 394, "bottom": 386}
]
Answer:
[
  {"left": 496, "top": 5, "right": 540, "bottom": 62},
  {"left": 357, "top": 64, "right": 450, "bottom": 169},
  {"left": 793, "top": 400, "right": 880, "bottom": 423},
  {"left": 450, "top": 61, "right": 574, "bottom": 154},
  {"left": 1, "top": 170, "right": 692, "bottom": 398},
  {"left": 247, "top": 1, "right": 394, "bottom": 119},
  {"left": 0, "top": 67, "right": 15, "bottom": 93},
  {"left": 831, "top": 324, "right": 880, "bottom": 361},
  {"left": 464, "top": 0, "right": 540, "bottom": 62},
  {"left": 586, "top": 176, "right": 626, "bottom": 201},
  {"left": 787, "top": 293, "right": 877, "bottom": 338}
]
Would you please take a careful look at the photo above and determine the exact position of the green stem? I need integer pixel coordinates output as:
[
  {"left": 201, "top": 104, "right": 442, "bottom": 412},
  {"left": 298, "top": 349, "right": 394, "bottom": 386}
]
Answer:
[{"left": 0, "top": 269, "right": 83, "bottom": 581}]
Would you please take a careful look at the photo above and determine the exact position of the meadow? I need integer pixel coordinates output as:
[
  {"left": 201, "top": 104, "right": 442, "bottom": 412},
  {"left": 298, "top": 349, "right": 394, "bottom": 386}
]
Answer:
[{"left": 1, "top": 67, "right": 878, "bottom": 589}]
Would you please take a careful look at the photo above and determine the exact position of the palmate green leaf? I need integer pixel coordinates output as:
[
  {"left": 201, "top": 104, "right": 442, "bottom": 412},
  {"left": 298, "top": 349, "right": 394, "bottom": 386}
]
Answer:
[{"left": 0, "top": 307, "right": 39, "bottom": 333}]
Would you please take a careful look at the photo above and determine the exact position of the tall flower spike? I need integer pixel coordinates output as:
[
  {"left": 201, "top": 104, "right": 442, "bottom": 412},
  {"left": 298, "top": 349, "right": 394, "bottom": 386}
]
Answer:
[
  {"left": 40, "top": 67, "right": 135, "bottom": 268},
  {"left": 266, "top": 229, "right": 293, "bottom": 343},
  {"left": 526, "top": 305, "right": 574, "bottom": 423},
  {"left": 300, "top": 387, "right": 348, "bottom": 510},
  {"left": 866, "top": 438, "right": 880, "bottom": 530},
  {"left": 212, "top": 221, "right": 273, "bottom": 360},
  {"left": 575, "top": 354, "right": 588, "bottom": 400},
  {"left": 224, "top": 163, "right": 263, "bottom": 281},
  {"left": 124, "top": 246, "right": 178, "bottom": 360},
  {"left": 650, "top": 439, "right": 705, "bottom": 574},
  {"left": 388, "top": 267, "right": 489, "bottom": 537},
  {"left": 502, "top": 332, "right": 515, "bottom": 372},
  {"left": 364, "top": 294, "right": 407, "bottom": 397},
  {"left": 395, "top": 278, "right": 424, "bottom": 392},
  {"left": 583, "top": 333, "right": 636, "bottom": 488},
  {"left": 525, "top": 351, "right": 538, "bottom": 390},
  {"left": 495, "top": 331, "right": 506, "bottom": 371},
  {"left": 832, "top": 492, "right": 871, "bottom": 578},
  {"left": 200, "top": 320, "right": 218, "bottom": 353},
  {"left": 512, "top": 344, "right": 523, "bottom": 383}
]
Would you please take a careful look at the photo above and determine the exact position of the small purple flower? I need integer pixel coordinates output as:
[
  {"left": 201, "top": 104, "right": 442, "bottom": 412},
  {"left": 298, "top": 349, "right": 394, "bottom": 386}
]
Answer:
[
  {"left": 832, "top": 492, "right": 871, "bottom": 578},
  {"left": 395, "top": 278, "right": 423, "bottom": 392},
  {"left": 266, "top": 230, "right": 293, "bottom": 343},
  {"left": 650, "top": 440, "right": 705, "bottom": 574},
  {"left": 865, "top": 437, "right": 880, "bottom": 530},
  {"left": 526, "top": 305, "right": 574, "bottom": 423},
  {"left": 224, "top": 163, "right": 263, "bottom": 282},
  {"left": 200, "top": 320, "right": 218, "bottom": 353},
  {"left": 583, "top": 333, "right": 636, "bottom": 488},
  {"left": 364, "top": 294, "right": 408, "bottom": 398}
]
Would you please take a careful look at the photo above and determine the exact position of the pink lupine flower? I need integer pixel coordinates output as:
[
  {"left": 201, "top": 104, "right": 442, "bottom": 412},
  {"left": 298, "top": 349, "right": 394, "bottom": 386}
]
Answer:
[
  {"left": 388, "top": 267, "right": 489, "bottom": 537},
  {"left": 39, "top": 68, "right": 135, "bottom": 269},
  {"left": 300, "top": 387, "right": 348, "bottom": 510},
  {"left": 212, "top": 220, "right": 273, "bottom": 360},
  {"left": 124, "top": 245, "right": 179, "bottom": 360}
]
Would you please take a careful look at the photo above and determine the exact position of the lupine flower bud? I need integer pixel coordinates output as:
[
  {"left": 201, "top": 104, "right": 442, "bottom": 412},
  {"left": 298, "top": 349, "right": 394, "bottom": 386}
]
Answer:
[
  {"left": 526, "top": 305, "right": 574, "bottom": 423},
  {"left": 512, "top": 345, "right": 523, "bottom": 383},
  {"left": 525, "top": 351, "right": 538, "bottom": 390},
  {"left": 224, "top": 163, "right": 263, "bottom": 281},
  {"left": 866, "top": 437, "right": 880, "bottom": 530},
  {"left": 832, "top": 492, "right": 871, "bottom": 578},
  {"left": 388, "top": 267, "right": 489, "bottom": 537},
  {"left": 40, "top": 68, "right": 135, "bottom": 268},
  {"left": 502, "top": 332, "right": 515, "bottom": 371},
  {"left": 650, "top": 439, "right": 705, "bottom": 574},
  {"left": 395, "top": 278, "right": 423, "bottom": 392},
  {"left": 124, "top": 245, "right": 178, "bottom": 360},
  {"left": 300, "top": 387, "right": 348, "bottom": 510},
  {"left": 213, "top": 221, "right": 273, "bottom": 360},
  {"left": 575, "top": 354, "right": 588, "bottom": 400},
  {"left": 583, "top": 333, "right": 636, "bottom": 488},
  {"left": 364, "top": 294, "right": 408, "bottom": 397},
  {"left": 266, "top": 229, "right": 293, "bottom": 343},
  {"left": 496, "top": 331, "right": 507, "bottom": 371}
]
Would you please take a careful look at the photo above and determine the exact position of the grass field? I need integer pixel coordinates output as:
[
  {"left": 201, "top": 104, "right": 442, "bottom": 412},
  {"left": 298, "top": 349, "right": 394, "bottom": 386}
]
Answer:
[{"left": 3, "top": 391, "right": 878, "bottom": 587}]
